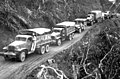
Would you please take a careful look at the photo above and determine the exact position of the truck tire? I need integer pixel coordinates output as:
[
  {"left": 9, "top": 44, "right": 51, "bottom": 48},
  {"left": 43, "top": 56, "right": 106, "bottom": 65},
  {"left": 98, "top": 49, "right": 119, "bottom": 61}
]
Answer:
[
  {"left": 4, "top": 56, "right": 10, "bottom": 61},
  {"left": 71, "top": 33, "right": 74, "bottom": 39},
  {"left": 40, "top": 45, "right": 45, "bottom": 55},
  {"left": 45, "top": 44, "right": 49, "bottom": 53},
  {"left": 68, "top": 34, "right": 72, "bottom": 41},
  {"left": 18, "top": 51, "right": 26, "bottom": 62},
  {"left": 57, "top": 39, "right": 61, "bottom": 46},
  {"left": 91, "top": 22, "right": 93, "bottom": 25},
  {"left": 83, "top": 26, "right": 85, "bottom": 30},
  {"left": 79, "top": 29, "right": 81, "bottom": 33},
  {"left": 82, "top": 27, "right": 85, "bottom": 31}
]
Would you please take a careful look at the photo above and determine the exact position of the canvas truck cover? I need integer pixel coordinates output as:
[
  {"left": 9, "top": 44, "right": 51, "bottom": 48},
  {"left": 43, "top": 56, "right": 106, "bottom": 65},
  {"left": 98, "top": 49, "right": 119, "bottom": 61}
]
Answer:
[
  {"left": 90, "top": 10, "right": 102, "bottom": 19},
  {"left": 65, "top": 26, "right": 75, "bottom": 36},
  {"left": 75, "top": 18, "right": 87, "bottom": 22},
  {"left": 19, "top": 28, "right": 51, "bottom": 35},
  {"left": 56, "top": 21, "right": 75, "bottom": 27},
  {"left": 36, "top": 34, "right": 52, "bottom": 45}
]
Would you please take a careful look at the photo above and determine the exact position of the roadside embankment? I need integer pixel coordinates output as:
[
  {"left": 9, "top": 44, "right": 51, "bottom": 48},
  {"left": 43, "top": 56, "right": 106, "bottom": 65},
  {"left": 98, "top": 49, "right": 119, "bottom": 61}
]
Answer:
[{"left": 26, "top": 18, "right": 120, "bottom": 79}]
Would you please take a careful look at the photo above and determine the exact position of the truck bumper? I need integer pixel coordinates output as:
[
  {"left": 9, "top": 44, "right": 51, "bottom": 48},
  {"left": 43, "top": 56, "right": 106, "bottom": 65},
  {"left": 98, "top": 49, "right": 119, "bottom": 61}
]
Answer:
[
  {"left": 51, "top": 40, "right": 57, "bottom": 44},
  {"left": 86, "top": 21, "right": 93, "bottom": 26},
  {"left": 86, "top": 21, "right": 91, "bottom": 24},
  {"left": 3, "top": 52, "right": 17, "bottom": 58},
  {"left": 4, "top": 52, "right": 16, "bottom": 55},
  {"left": 75, "top": 27, "right": 80, "bottom": 32}
]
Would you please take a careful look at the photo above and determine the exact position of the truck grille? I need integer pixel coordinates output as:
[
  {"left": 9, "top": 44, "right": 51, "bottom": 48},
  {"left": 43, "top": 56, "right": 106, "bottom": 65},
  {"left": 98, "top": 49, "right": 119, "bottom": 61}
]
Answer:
[
  {"left": 51, "top": 36, "right": 55, "bottom": 39},
  {"left": 8, "top": 46, "right": 15, "bottom": 52}
]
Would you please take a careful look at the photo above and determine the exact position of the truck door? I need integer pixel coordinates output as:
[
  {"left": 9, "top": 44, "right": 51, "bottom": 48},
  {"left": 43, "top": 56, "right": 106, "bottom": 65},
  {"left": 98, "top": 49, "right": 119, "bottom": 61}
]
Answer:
[
  {"left": 31, "top": 36, "right": 37, "bottom": 52},
  {"left": 61, "top": 29, "right": 65, "bottom": 38},
  {"left": 27, "top": 37, "right": 33, "bottom": 51},
  {"left": 27, "top": 36, "right": 36, "bottom": 53}
]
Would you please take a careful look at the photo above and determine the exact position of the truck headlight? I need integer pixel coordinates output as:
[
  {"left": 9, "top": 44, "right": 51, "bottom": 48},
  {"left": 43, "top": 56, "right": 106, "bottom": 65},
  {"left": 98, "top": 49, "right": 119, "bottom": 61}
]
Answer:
[
  {"left": 51, "top": 36, "right": 56, "bottom": 39},
  {"left": 3, "top": 46, "right": 8, "bottom": 50},
  {"left": 15, "top": 47, "right": 20, "bottom": 51},
  {"left": 75, "top": 25, "right": 80, "bottom": 28},
  {"left": 3, "top": 46, "right": 8, "bottom": 52}
]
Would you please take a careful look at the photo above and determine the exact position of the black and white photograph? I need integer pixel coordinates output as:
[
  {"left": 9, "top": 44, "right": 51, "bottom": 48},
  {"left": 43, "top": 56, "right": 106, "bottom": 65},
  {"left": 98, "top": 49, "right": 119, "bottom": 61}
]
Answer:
[{"left": 0, "top": 0, "right": 120, "bottom": 79}]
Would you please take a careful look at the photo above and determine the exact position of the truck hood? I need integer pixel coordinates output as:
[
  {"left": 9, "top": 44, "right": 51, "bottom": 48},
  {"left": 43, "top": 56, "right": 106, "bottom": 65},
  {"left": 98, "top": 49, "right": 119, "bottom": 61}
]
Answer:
[
  {"left": 51, "top": 32, "right": 60, "bottom": 37},
  {"left": 75, "top": 24, "right": 80, "bottom": 27},
  {"left": 87, "top": 17, "right": 91, "bottom": 20},
  {"left": 75, "top": 24, "right": 80, "bottom": 28},
  {"left": 9, "top": 41, "right": 26, "bottom": 46}
]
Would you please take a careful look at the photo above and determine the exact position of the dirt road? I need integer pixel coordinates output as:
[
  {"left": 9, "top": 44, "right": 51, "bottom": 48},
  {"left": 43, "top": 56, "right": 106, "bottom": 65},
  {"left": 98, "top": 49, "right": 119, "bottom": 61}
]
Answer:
[{"left": 0, "top": 26, "right": 91, "bottom": 79}]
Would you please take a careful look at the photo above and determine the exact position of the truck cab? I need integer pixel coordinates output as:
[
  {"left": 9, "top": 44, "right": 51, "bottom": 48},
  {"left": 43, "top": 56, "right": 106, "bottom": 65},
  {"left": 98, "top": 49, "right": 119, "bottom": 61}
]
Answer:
[
  {"left": 3, "top": 28, "right": 52, "bottom": 62},
  {"left": 74, "top": 18, "right": 87, "bottom": 33},
  {"left": 15, "top": 35, "right": 33, "bottom": 51},
  {"left": 51, "top": 21, "right": 75, "bottom": 46},
  {"left": 86, "top": 10, "right": 103, "bottom": 25},
  {"left": 86, "top": 13, "right": 95, "bottom": 25},
  {"left": 103, "top": 11, "right": 112, "bottom": 19},
  {"left": 3, "top": 34, "right": 34, "bottom": 62},
  {"left": 51, "top": 28, "right": 64, "bottom": 39}
]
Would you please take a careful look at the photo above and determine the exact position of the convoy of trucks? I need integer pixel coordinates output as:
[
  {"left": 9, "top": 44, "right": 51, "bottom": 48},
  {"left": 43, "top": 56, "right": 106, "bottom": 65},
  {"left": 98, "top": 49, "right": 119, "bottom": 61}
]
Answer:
[
  {"left": 51, "top": 21, "right": 76, "bottom": 46},
  {"left": 2, "top": 9, "right": 119, "bottom": 62}
]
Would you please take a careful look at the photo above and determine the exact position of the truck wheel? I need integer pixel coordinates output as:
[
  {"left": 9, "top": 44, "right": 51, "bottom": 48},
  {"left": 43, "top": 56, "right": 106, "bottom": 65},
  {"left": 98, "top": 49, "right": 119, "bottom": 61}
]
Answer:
[
  {"left": 91, "top": 22, "right": 93, "bottom": 25},
  {"left": 109, "top": 17, "right": 111, "bottom": 19},
  {"left": 72, "top": 33, "right": 74, "bottom": 39},
  {"left": 79, "top": 29, "right": 81, "bottom": 33},
  {"left": 45, "top": 44, "right": 49, "bottom": 53},
  {"left": 69, "top": 34, "right": 72, "bottom": 40},
  {"left": 19, "top": 51, "right": 26, "bottom": 62},
  {"left": 4, "top": 56, "right": 10, "bottom": 61},
  {"left": 84, "top": 26, "right": 85, "bottom": 30},
  {"left": 41, "top": 45, "right": 45, "bottom": 54},
  {"left": 57, "top": 39, "right": 61, "bottom": 46},
  {"left": 82, "top": 27, "right": 85, "bottom": 31}
]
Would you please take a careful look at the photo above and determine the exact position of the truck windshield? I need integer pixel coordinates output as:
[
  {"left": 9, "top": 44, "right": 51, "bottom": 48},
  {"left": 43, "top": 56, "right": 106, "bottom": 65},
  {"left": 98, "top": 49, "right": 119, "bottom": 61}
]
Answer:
[
  {"left": 75, "top": 21, "right": 81, "bottom": 24},
  {"left": 87, "top": 15, "right": 91, "bottom": 17},
  {"left": 15, "top": 37, "right": 27, "bottom": 41},
  {"left": 53, "top": 30, "right": 61, "bottom": 32}
]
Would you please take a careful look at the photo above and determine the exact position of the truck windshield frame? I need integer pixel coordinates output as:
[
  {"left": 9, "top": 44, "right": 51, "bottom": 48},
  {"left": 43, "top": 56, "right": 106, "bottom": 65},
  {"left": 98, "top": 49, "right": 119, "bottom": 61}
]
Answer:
[
  {"left": 53, "top": 28, "right": 63, "bottom": 32},
  {"left": 75, "top": 20, "right": 83, "bottom": 24},
  {"left": 15, "top": 37, "right": 27, "bottom": 41},
  {"left": 87, "top": 14, "right": 92, "bottom": 17},
  {"left": 53, "top": 29, "right": 61, "bottom": 32}
]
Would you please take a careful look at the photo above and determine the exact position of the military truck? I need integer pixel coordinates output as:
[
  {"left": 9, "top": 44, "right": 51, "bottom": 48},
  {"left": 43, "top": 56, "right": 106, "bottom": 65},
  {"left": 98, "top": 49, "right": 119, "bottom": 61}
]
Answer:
[
  {"left": 86, "top": 10, "right": 103, "bottom": 25},
  {"left": 74, "top": 18, "right": 87, "bottom": 33},
  {"left": 103, "top": 11, "right": 111, "bottom": 19},
  {"left": 3, "top": 28, "right": 52, "bottom": 62},
  {"left": 51, "top": 21, "right": 76, "bottom": 46}
]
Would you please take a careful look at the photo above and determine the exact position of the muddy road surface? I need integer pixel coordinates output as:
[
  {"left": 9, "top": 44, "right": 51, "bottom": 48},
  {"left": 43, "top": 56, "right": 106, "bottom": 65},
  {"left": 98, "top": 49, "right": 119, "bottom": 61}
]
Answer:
[{"left": 0, "top": 26, "right": 91, "bottom": 79}]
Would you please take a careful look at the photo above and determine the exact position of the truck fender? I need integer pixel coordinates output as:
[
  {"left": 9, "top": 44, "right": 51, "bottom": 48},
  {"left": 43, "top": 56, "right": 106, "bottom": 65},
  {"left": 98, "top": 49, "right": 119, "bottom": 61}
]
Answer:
[
  {"left": 56, "top": 37, "right": 61, "bottom": 39},
  {"left": 17, "top": 48, "right": 28, "bottom": 52},
  {"left": 16, "top": 48, "right": 28, "bottom": 57}
]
